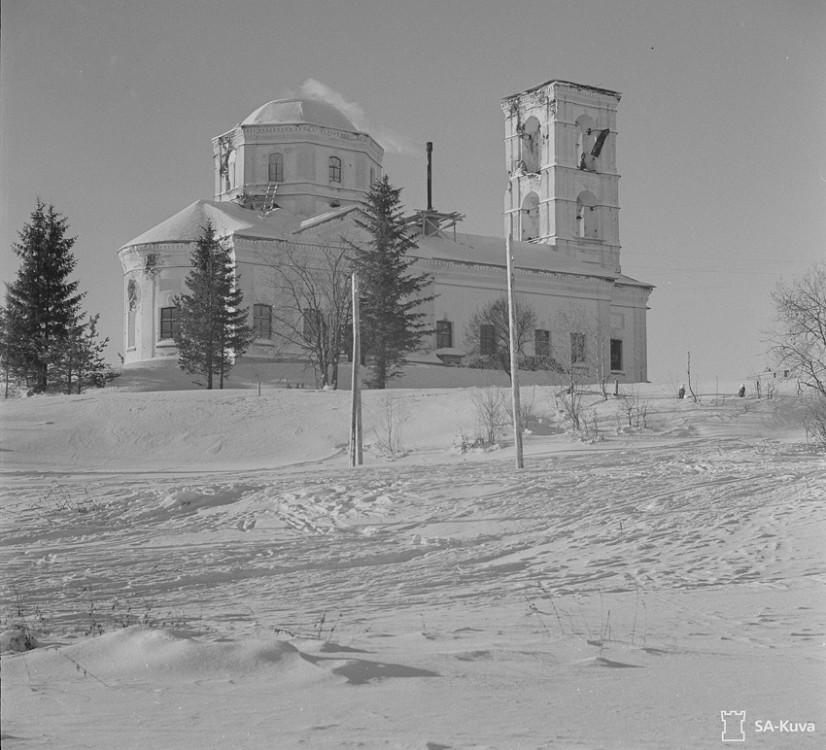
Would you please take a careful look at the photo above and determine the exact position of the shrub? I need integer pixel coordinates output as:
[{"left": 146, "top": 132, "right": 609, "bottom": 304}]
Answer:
[{"left": 470, "top": 386, "right": 508, "bottom": 446}]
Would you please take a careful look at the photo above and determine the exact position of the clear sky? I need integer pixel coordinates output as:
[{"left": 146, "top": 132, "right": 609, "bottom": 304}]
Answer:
[{"left": 2, "top": 0, "right": 824, "bottom": 383}]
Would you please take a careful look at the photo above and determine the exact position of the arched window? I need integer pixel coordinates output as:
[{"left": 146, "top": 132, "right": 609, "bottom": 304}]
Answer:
[
  {"left": 268, "top": 153, "right": 283, "bottom": 183},
  {"left": 127, "top": 278, "right": 139, "bottom": 349},
  {"left": 329, "top": 156, "right": 342, "bottom": 183},
  {"left": 576, "top": 191, "right": 598, "bottom": 239},
  {"left": 575, "top": 114, "right": 596, "bottom": 171},
  {"left": 521, "top": 117, "right": 541, "bottom": 173},
  {"left": 227, "top": 150, "right": 237, "bottom": 189},
  {"left": 521, "top": 192, "right": 540, "bottom": 241}
]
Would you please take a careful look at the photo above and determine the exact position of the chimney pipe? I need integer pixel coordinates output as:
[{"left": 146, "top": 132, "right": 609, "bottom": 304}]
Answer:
[{"left": 426, "top": 142, "right": 433, "bottom": 211}]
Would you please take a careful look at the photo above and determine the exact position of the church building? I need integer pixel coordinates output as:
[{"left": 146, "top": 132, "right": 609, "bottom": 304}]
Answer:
[{"left": 118, "top": 79, "right": 653, "bottom": 382}]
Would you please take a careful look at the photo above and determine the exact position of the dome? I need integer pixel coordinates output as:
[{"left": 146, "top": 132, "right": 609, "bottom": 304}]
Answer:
[{"left": 241, "top": 98, "right": 357, "bottom": 131}]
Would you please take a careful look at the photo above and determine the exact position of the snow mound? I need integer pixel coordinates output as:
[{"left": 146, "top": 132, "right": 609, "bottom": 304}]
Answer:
[{"left": 2, "top": 628, "right": 321, "bottom": 683}]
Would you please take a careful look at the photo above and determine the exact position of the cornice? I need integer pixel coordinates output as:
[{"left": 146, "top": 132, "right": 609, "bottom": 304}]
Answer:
[
  {"left": 414, "top": 255, "right": 614, "bottom": 285},
  {"left": 241, "top": 122, "right": 379, "bottom": 145}
]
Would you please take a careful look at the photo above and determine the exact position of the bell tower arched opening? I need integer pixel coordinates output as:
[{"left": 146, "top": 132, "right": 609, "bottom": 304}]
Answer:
[
  {"left": 576, "top": 190, "right": 598, "bottom": 239},
  {"left": 521, "top": 192, "right": 540, "bottom": 241},
  {"left": 521, "top": 116, "right": 541, "bottom": 173},
  {"left": 575, "top": 114, "right": 596, "bottom": 171}
]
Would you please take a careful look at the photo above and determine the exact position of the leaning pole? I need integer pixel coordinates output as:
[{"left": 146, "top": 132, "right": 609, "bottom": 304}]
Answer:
[{"left": 506, "top": 233, "right": 524, "bottom": 469}]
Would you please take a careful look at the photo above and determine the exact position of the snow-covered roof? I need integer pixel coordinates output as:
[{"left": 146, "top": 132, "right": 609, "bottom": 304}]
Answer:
[
  {"left": 120, "top": 200, "right": 301, "bottom": 248},
  {"left": 241, "top": 98, "right": 357, "bottom": 132},
  {"left": 412, "top": 232, "right": 617, "bottom": 280},
  {"left": 295, "top": 205, "right": 364, "bottom": 233}
]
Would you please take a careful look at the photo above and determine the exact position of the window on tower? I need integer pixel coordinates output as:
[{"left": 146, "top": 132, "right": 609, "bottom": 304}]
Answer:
[
  {"left": 575, "top": 114, "right": 609, "bottom": 172},
  {"left": 227, "top": 150, "right": 237, "bottom": 189},
  {"left": 521, "top": 116, "right": 541, "bottom": 173},
  {"left": 575, "top": 114, "right": 596, "bottom": 171},
  {"left": 268, "top": 153, "right": 283, "bottom": 183},
  {"left": 329, "top": 156, "right": 342, "bottom": 183},
  {"left": 521, "top": 192, "right": 540, "bottom": 241},
  {"left": 576, "top": 191, "right": 598, "bottom": 239}
]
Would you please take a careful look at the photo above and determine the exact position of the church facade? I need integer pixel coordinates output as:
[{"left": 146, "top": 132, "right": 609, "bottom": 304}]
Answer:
[{"left": 118, "top": 80, "right": 653, "bottom": 382}]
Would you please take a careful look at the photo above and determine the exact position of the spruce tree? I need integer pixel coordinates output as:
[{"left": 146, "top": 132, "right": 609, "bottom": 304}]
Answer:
[
  {"left": 174, "top": 222, "right": 253, "bottom": 389},
  {"left": 350, "top": 176, "right": 433, "bottom": 388},
  {"left": 4, "top": 200, "right": 85, "bottom": 393},
  {"left": 52, "top": 313, "right": 114, "bottom": 394}
]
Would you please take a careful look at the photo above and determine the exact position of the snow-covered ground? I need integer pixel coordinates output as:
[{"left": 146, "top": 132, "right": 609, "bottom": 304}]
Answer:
[{"left": 1, "top": 368, "right": 824, "bottom": 749}]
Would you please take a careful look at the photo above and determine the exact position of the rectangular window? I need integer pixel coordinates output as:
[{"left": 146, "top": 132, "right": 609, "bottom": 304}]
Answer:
[
  {"left": 610, "top": 338, "right": 623, "bottom": 371},
  {"left": 302, "top": 308, "right": 322, "bottom": 340},
  {"left": 570, "top": 332, "right": 586, "bottom": 365},
  {"left": 329, "top": 156, "right": 342, "bottom": 183},
  {"left": 268, "top": 153, "right": 283, "bottom": 183},
  {"left": 253, "top": 304, "right": 273, "bottom": 339},
  {"left": 159, "top": 306, "right": 180, "bottom": 340},
  {"left": 480, "top": 324, "right": 497, "bottom": 356},
  {"left": 535, "top": 329, "right": 550, "bottom": 359},
  {"left": 436, "top": 320, "right": 453, "bottom": 349}
]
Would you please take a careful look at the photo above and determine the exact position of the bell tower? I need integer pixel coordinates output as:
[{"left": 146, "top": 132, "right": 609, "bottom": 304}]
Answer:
[{"left": 502, "top": 80, "right": 622, "bottom": 272}]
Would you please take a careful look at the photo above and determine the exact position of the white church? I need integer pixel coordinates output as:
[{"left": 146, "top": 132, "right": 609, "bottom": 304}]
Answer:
[{"left": 118, "top": 79, "right": 653, "bottom": 381}]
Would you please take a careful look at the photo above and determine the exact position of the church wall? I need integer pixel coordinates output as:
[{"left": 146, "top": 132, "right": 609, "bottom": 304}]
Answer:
[
  {"left": 121, "top": 234, "right": 649, "bottom": 381},
  {"left": 421, "top": 258, "right": 620, "bottom": 371},
  {"left": 119, "top": 243, "right": 191, "bottom": 367},
  {"left": 234, "top": 238, "right": 283, "bottom": 361},
  {"left": 609, "top": 283, "right": 651, "bottom": 382}
]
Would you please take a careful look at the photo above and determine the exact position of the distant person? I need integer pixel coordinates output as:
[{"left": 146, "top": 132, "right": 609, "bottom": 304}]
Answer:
[
  {"left": 678, "top": 385, "right": 685, "bottom": 399},
  {"left": 738, "top": 384, "right": 746, "bottom": 398}
]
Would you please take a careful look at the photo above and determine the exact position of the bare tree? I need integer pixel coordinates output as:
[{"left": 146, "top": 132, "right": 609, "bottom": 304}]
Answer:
[
  {"left": 546, "top": 305, "right": 608, "bottom": 431},
  {"left": 464, "top": 295, "right": 537, "bottom": 379},
  {"left": 770, "top": 262, "right": 826, "bottom": 399},
  {"left": 265, "top": 240, "right": 352, "bottom": 389},
  {"left": 589, "top": 317, "right": 614, "bottom": 399},
  {"left": 550, "top": 305, "right": 607, "bottom": 387}
]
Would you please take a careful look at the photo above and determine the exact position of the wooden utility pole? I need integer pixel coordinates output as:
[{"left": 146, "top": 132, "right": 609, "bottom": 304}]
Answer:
[
  {"left": 349, "top": 273, "right": 363, "bottom": 467},
  {"left": 506, "top": 233, "right": 524, "bottom": 469}
]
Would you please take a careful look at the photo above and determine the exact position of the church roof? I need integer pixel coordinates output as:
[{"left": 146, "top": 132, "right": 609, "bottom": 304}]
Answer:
[
  {"left": 295, "top": 205, "right": 365, "bottom": 233},
  {"left": 241, "top": 98, "right": 357, "bottom": 131},
  {"left": 120, "top": 200, "right": 300, "bottom": 248},
  {"left": 413, "top": 232, "right": 617, "bottom": 280}
]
